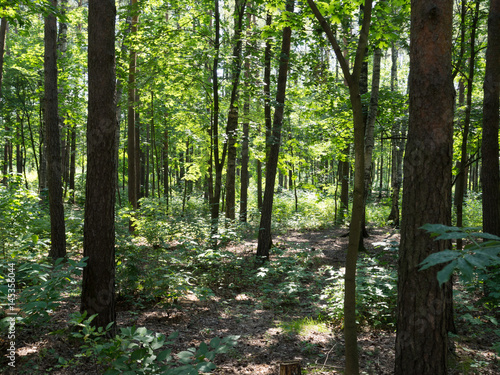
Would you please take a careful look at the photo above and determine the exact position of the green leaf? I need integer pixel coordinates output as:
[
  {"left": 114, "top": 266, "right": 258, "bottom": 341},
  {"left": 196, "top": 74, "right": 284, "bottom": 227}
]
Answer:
[
  {"left": 130, "top": 348, "right": 148, "bottom": 361},
  {"left": 157, "top": 348, "right": 172, "bottom": 362},
  {"left": 196, "top": 362, "right": 216, "bottom": 372},
  {"left": 436, "top": 260, "right": 458, "bottom": 286},
  {"left": 209, "top": 337, "right": 221, "bottom": 348},
  {"left": 177, "top": 350, "right": 194, "bottom": 364},
  {"left": 457, "top": 258, "right": 473, "bottom": 281},
  {"left": 419, "top": 250, "right": 459, "bottom": 270}
]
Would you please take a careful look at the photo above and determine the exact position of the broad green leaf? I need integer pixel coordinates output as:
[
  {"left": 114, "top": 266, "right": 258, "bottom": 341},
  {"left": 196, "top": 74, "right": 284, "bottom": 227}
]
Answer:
[
  {"left": 457, "top": 258, "right": 473, "bottom": 281},
  {"left": 157, "top": 348, "right": 172, "bottom": 362},
  {"left": 436, "top": 260, "right": 458, "bottom": 286},
  {"left": 419, "top": 250, "right": 458, "bottom": 270}
]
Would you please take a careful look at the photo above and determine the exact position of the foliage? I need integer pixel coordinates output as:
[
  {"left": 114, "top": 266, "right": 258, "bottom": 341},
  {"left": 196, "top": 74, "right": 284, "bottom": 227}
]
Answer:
[
  {"left": 319, "top": 254, "right": 397, "bottom": 328},
  {"left": 59, "top": 311, "right": 239, "bottom": 375},
  {"left": 0, "top": 183, "right": 49, "bottom": 258},
  {"left": 420, "top": 224, "right": 500, "bottom": 288},
  {"left": 0, "top": 256, "right": 87, "bottom": 329}
]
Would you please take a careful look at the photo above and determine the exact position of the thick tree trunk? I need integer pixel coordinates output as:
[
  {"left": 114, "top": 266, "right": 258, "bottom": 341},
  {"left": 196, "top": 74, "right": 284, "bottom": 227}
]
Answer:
[
  {"left": 81, "top": 0, "right": 117, "bottom": 335},
  {"left": 482, "top": 0, "right": 500, "bottom": 237},
  {"left": 45, "top": 0, "right": 66, "bottom": 260},
  {"left": 256, "top": 0, "right": 294, "bottom": 260},
  {"left": 395, "top": 0, "right": 455, "bottom": 373}
]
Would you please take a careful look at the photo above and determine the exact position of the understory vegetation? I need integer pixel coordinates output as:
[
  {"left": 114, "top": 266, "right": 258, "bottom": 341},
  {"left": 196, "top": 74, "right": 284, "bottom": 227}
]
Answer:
[{"left": 1, "top": 183, "right": 499, "bottom": 373}]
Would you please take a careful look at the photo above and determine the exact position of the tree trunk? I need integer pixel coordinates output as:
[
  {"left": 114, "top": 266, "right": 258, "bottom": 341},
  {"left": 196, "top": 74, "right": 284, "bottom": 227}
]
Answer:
[
  {"left": 455, "top": 0, "right": 480, "bottom": 250},
  {"left": 395, "top": 0, "right": 454, "bottom": 373},
  {"left": 482, "top": 0, "right": 500, "bottom": 237},
  {"left": 362, "top": 47, "right": 381, "bottom": 234},
  {"left": 307, "top": 1, "right": 373, "bottom": 373},
  {"left": 81, "top": 0, "right": 118, "bottom": 335},
  {"left": 127, "top": 0, "right": 139, "bottom": 231},
  {"left": 239, "top": 9, "right": 251, "bottom": 223},
  {"left": 225, "top": 0, "right": 247, "bottom": 221},
  {"left": 387, "top": 43, "right": 403, "bottom": 227},
  {"left": 256, "top": 0, "right": 294, "bottom": 260},
  {"left": 44, "top": 0, "right": 66, "bottom": 260}
]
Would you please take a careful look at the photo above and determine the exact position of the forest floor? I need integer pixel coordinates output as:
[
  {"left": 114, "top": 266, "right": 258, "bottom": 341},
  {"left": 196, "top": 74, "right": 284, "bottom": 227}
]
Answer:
[{"left": 5, "top": 226, "right": 500, "bottom": 374}]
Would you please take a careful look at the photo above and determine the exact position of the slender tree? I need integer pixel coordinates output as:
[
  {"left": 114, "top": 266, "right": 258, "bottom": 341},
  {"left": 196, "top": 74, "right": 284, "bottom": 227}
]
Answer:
[
  {"left": 482, "top": 0, "right": 500, "bottom": 237},
  {"left": 225, "top": 0, "right": 247, "bottom": 220},
  {"left": 256, "top": 0, "right": 294, "bottom": 259},
  {"left": 81, "top": 0, "right": 118, "bottom": 334},
  {"left": 455, "top": 0, "right": 481, "bottom": 249},
  {"left": 307, "top": 1, "right": 373, "bottom": 373},
  {"left": 395, "top": 0, "right": 455, "bottom": 373},
  {"left": 44, "top": 0, "right": 66, "bottom": 260},
  {"left": 128, "top": 0, "right": 139, "bottom": 231}
]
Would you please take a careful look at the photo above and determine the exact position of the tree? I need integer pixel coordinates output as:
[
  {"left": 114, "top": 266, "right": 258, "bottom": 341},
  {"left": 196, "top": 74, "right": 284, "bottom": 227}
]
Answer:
[
  {"left": 482, "top": 0, "right": 500, "bottom": 237},
  {"left": 44, "top": 0, "right": 66, "bottom": 260},
  {"left": 127, "top": 0, "right": 139, "bottom": 231},
  {"left": 256, "top": 0, "right": 294, "bottom": 260},
  {"left": 81, "top": 0, "right": 118, "bottom": 334},
  {"left": 225, "top": 0, "right": 247, "bottom": 221},
  {"left": 306, "top": 1, "right": 372, "bottom": 373},
  {"left": 395, "top": 0, "right": 455, "bottom": 373}
]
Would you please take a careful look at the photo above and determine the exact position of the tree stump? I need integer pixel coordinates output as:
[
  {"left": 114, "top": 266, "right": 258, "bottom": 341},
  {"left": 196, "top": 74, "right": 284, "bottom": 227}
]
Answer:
[{"left": 279, "top": 361, "right": 301, "bottom": 375}]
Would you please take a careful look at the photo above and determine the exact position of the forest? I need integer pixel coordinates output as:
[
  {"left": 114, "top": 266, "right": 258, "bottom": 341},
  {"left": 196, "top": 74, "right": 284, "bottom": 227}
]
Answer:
[{"left": 0, "top": 0, "right": 499, "bottom": 374}]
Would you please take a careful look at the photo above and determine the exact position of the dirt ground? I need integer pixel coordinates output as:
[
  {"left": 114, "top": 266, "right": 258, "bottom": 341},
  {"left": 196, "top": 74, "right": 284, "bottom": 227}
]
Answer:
[{"left": 3, "top": 226, "right": 500, "bottom": 374}]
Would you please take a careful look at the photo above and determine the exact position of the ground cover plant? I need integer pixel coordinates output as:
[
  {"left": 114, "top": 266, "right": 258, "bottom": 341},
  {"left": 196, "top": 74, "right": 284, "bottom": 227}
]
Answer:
[{"left": 0, "top": 186, "right": 499, "bottom": 374}]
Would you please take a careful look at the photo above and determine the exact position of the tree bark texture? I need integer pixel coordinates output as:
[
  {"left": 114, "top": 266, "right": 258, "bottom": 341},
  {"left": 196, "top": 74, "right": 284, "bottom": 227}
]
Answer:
[
  {"left": 395, "top": 0, "right": 454, "bottom": 373},
  {"left": 482, "top": 0, "right": 500, "bottom": 237},
  {"left": 81, "top": 0, "right": 118, "bottom": 334},
  {"left": 44, "top": 0, "right": 66, "bottom": 260},
  {"left": 256, "top": 0, "right": 294, "bottom": 260}
]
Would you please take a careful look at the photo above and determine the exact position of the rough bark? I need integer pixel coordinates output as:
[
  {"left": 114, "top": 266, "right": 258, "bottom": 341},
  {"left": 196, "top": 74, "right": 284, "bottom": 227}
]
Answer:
[
  {"left": 44, "top": 0, "right": 66, "bottom": 260},
  {"left": 395, "top": 0, "right": 455, "bottom": 373},
  {"left": 256, "top": 0, "right": 294, "bottom": 260},
  {"left": 81, "top": 0, "right": 118, "bottom": 334},
  {"left": 482, "top": 0, "right": 500, "bottom": 237}
]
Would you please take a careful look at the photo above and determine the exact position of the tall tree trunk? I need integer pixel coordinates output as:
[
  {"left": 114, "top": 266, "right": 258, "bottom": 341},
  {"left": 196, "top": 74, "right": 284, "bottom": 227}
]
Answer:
[
  {"left": 225, "top": 0, "right": 247, "bottom": 220},
  {"left": 455, "top": 0, "right": 480, "bottom": 250},
  {"left": 481, "top": 0, "right": 500, "bottom": 237},
  {"left": 362, "top": 47, "right": 381, "bottom": 235},
  {"left": 209, "top": 0, "right": 224, "bottom": 244},
  {"left": 307, "top": 1, "right": 372, "bottom": 373},
  {"left": 239, "top": 7, "right": 252, "bottom": 223},
  {"left": 256, "top": 0, "right": 294, "bottom": 260},
  {"left": 68, "top": 126, "right": 76, "bottom": 203},
  {"left": 387, "top": 43, "right": 403, "bottom": 226},
  {"left": 127, "top": 0, "right": 139, "bottom": 231},
  {"left": 45, "top": 0, "right": 66, "bottom": 260},
  {"left": 82, "top": 0, "right": 117, "bottom": 334},
  {"left": 395, "top": 0, "right": 455, "bottom": 373}
]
